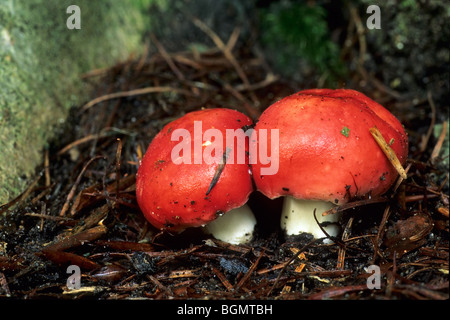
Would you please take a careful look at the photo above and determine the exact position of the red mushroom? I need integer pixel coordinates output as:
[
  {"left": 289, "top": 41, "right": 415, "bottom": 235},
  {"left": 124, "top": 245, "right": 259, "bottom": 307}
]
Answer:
[
  {"left": 136, "top": 108, "right": 256, "bottom": 244},
  {"left": 250, "top": 89, "right": 408, "bottom": 239}
]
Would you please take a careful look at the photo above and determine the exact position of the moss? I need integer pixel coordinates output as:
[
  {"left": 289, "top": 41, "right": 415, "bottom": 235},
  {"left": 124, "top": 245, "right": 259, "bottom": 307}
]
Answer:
[
  {"left": 0, "top": 0, "right": 153, "bottom": 204},
  {"left": 258, "top": 1, "right": 346, "bottom": 87}
]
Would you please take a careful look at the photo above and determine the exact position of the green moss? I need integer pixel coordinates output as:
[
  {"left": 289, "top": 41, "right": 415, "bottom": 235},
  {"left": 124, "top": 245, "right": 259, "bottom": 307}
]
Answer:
[
  {"left": 258, "top": 1, "right": 346, "bottom": 87},
  {"left": 0, "top": 0, "right": 154, "bottom": 204}
]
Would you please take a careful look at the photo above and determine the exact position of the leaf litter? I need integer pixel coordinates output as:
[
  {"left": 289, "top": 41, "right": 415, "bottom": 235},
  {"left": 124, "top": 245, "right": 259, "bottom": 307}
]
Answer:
[{"left": 0, "top": 20, "right": 448, "bottom": 300}]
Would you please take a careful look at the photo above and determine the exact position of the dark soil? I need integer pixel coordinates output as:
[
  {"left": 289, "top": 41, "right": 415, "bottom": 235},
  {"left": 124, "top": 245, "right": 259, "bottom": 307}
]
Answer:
[{"left": 0, "top": 6, "right": 448, "bottom": 301}]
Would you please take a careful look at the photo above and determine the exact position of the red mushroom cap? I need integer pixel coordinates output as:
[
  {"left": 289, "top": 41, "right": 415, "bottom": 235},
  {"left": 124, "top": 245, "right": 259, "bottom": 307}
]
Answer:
[
  {"left": 136, "top": 108, "right": 253, "bottom": 232},
  {"left": 251, "top": 89, "right": 408, "bottom": 204}
]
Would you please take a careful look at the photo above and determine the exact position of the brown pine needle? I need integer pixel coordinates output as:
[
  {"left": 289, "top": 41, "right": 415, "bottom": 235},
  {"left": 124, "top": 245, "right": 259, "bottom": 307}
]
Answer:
[
  {"left": 190, "top": 17, "right": 260, "bottom": 106},
  {"left": 235, "top": 250, "right": 264, "bottom": 291},
  {"left": 81, "top": 86, "right": 194, "bottom": 111},
  {"left": 150, "top": 33, "right": 185, "bottom": 81},
  {"left": 211, "top": 267, "right": 233, "bottom": 291},
  {"left": 337, "top": 217, "right": 354, "bottom": 270},
  {"left": 0, "top": 175, "right": 41, "bottom": 214},
  {"left": 431, "top": 121, "right": 448, "bottom": 161},
  {"left": 44, "top": 149, "right": 51, "bottom": 187},
  {"left": 438, "top": 207, "right": 449, "bottom": 218},
  {"left": 25, "top": 212, "right": 73, "bottom": 221},
  {"left": 114, "top": 138, "right": 123, "bottom": 209},
  {"left": 57, "top": 133, "right": 106, "bottom": 156},
  {"left": 60, "top": 156, "right": 105, "bottom": 216},
  {"left": 369, "top": 126, "right": 407, "bottom": 179},
  {"left": 420, "top": 91, "right": 437, "bottom": 152}
]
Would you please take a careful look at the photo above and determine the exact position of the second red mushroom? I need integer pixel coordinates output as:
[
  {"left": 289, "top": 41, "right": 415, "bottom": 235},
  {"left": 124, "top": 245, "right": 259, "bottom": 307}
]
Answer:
[{"left": 251, "top": 89, "right": 409, "bottom": 240}]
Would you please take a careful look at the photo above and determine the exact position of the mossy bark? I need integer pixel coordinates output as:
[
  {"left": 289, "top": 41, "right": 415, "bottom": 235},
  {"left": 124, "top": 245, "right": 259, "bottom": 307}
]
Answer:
[{"left": 0, "top": 0, "right": 150, "bottom": 204}]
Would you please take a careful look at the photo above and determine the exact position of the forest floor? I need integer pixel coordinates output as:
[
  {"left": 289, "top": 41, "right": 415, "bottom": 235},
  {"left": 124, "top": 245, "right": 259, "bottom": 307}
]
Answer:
[{"left": 0, "top": 20, "right": 448, "bottom": 301}]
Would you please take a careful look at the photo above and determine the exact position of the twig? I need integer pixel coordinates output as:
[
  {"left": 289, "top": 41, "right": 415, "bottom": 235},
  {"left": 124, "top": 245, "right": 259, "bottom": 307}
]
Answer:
[
  {"left": 225, "top": 26, "right": 241, "bottom": 52},
  {"left": 0, "top": 175, "right": 41, "bottom": 214},
  {"left": 386, "top": 252, "right": 398, "bottom": 297},
  {"left": 150, "top": 33, "right": 185, "bottom": 81},
  {"left": 24, "top": 212, "right": 73, "bottom": 222},
  {"left": 43, "top": 225, "right": 108, "bottom": 252},
  {"left": 257, "top": 261, "right": 291, "bottom": 275},
  {"left": 223, "top": 83, "right": 261, "bottom": 120},
  {"left": 235, "top": 250, "right": 265, "bottom": 291},
  {"left": 234, "top": 73, "right": 280, "bottom": 92},
  {"left": 57, "top": 133, "right": 108, "bottom": 156},
  {"left": 266, "top": 239, "right": 318, "bottom": 297},
  {"left": 438, "top": 206, "right": 449, "bottom": 218},
  {"left": 190, "top": 17, "right": 260, "bottom": 107},
  {"left": 312, "top": 209, "right": 344, "bottom": 246},
  {"left": 431, "top": 120, "right": 448, "bottom": 161},
  {"left": 212, "top": 267, "right": 234, "bottom": 292},
  {"left": 308, "top": 284, "right": 369, "bottom": 300},
  {"left": 44, "top": 149, "right": 51, "bottom": 187},
  {"left": 392, "top": 163, "right": 412, "bottom": 194},
  {"left": 337, "top": 217, "right": 354, "bottom": 270},
  {"left": 420, "top": 91, "right": 437, "bottom": 153},
  {"left": 81, "top": 66, "right": 110, "bottom": 79},
  {"left": 348, "top": 3, "right": 366, "bottom": 73},
  {"left": 370, "top": 126, "right": 408, "bottom": 179},
  {"left": 81, "top": 86, "right": 194, "bottom": 111},
  {"left": 371, "top": 204, "right": 391, "bottom": 264},
  {"left": 0, "top": 272, "right": 11, "bottom": 296},
  {"left": 404, "top": 194, "right": 439, "bottom": 202},
  {"left": 322, "top": 197, "right": 389, "bottom": 216},
  {"left": 39, "top": 202, "right": 46, "bottom": 232},
  {"left": 60, "top": 155, "right": 105, "bottom": 216},
  {"left": 114, "top": 138, "right": 123, "bottom": 209},
  {"left": 41, "top": 250, "right": 101, "bottom": 270},
  {"left": 147, "top": 275, "right": 174, "bottom": 296},
  {"left": 393, "top": 283, "right": 449, "bottom": 300},
  {"left": 191, "top": 19, "right": 246, "bottom": 85},
  {"left": 134, "top": 39, "right": 150, "bottom": 74},
  {"left": 70, "top": 204, "right": 109, "bottom": 234}
]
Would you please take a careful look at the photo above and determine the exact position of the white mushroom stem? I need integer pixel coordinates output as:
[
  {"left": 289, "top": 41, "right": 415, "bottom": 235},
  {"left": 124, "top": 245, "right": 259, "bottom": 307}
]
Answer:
[
  {"left": 281, "top": 197, "right": 341, "bottom": 240},
  {"left": 203, "top": 204, "right": 256, "bottom": 245}
]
